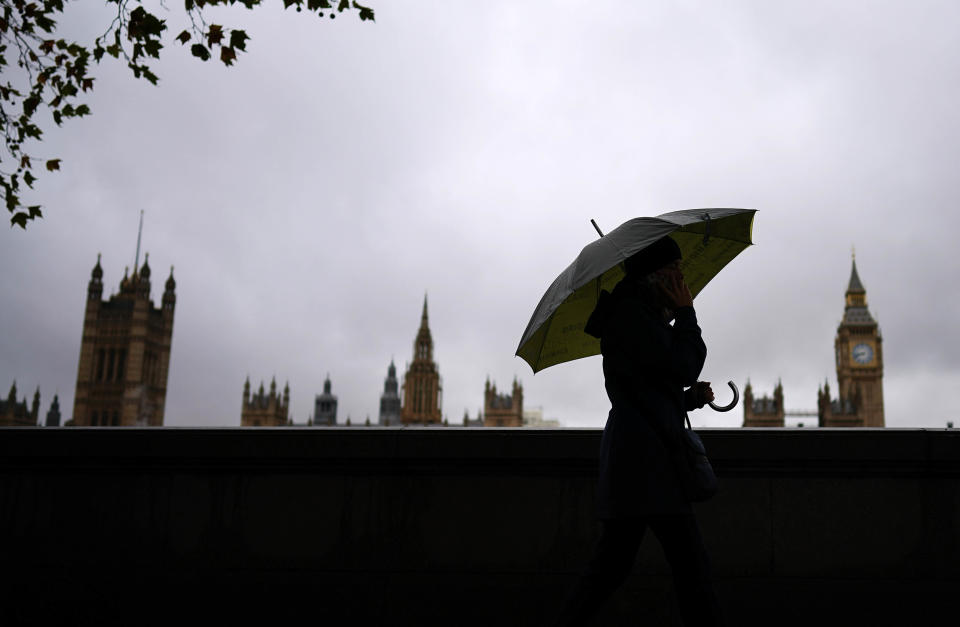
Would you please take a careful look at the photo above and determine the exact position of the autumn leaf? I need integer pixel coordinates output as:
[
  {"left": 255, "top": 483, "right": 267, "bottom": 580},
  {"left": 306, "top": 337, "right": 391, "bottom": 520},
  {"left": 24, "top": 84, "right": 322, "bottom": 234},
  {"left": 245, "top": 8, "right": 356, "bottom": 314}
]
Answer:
[
  {"left": 45, "top": 159, "right": 61, "bottom": 171},
  {"left": 207, "top": 24, "right": 224, "bottom": 47},
  {"left": 176, "top": 30, "right": 191, "bottom": 45}
]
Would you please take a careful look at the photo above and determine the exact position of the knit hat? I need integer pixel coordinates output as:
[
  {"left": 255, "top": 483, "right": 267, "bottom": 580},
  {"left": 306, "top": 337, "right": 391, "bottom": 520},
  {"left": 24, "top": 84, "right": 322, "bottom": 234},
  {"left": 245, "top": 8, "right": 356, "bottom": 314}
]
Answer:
[{"left": 624, "top": 235, "right": 682, "bottom": 277}]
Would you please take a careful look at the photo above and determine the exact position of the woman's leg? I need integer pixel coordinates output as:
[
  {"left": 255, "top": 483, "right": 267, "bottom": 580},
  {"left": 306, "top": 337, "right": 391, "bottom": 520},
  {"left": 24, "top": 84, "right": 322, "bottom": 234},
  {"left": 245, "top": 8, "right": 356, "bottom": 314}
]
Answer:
[
  {"left": 555, "top": 518, "right": 646, "bottom": 626},
  {"left": 649, "top": 513, "right": 723, "bottom": 627}
]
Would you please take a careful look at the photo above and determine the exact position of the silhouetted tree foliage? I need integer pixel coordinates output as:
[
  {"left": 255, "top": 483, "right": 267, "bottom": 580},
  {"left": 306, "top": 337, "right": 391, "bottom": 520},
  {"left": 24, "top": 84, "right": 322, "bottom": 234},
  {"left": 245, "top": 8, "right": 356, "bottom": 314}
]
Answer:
[{"left": 1, "top": 0, "right": 374, "bottom": 228}]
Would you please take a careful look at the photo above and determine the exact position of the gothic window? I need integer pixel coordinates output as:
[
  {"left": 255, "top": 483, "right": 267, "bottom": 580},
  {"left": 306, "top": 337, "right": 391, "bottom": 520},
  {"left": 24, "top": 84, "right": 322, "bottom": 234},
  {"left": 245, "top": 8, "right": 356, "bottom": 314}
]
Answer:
[
  {"left": 106, "top": 349, "right": 115, "bottom": 382},
  {"left": 91, "top": 410, "right": 99, "bottom": 426},
  {"left": 116, "top": 350, "right": 126, "bottom": 382},
  {"left": 96, "top": 349, "right": 105, "bottom": 381},
  {"left": 112, "top": 411, "right": 119, "bottom": 426}
]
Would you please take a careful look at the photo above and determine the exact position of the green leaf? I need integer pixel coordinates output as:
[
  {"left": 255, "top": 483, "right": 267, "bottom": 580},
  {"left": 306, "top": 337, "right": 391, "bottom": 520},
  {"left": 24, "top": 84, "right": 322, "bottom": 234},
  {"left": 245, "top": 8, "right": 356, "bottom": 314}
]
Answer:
[
  {"left": 229, "top": 29, "right": 249, "bottom": 51},
  {"left": 191, "top": 43, "right": 211, "bottom": 61},
  {"left": 23, "top": 95, "right": 40, "bottom": 116},
  {"left": 23, "top": 172, "right": 36, "bottom": 188},
  {"left": 27, "top": 205, "right": 42, "bottom": 218},
  {"left": 4, "top": 188, "right": 20, "bottom": 212},
  {"left": 354, "top": 2, "right": 375, "bottom": 20},
  {"left": 11, "top": 213, "right": 28, "bottom": 229},
  {"left": 144, "top": 39, "right": 162, "bottom": 58}
]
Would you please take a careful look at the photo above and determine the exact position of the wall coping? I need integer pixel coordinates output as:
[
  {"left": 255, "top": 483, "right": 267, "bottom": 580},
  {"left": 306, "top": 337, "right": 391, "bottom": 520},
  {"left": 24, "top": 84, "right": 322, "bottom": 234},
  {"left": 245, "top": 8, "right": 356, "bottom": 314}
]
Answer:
[{"left": 1, "top": 427, "right": 958, "bottom": 476}]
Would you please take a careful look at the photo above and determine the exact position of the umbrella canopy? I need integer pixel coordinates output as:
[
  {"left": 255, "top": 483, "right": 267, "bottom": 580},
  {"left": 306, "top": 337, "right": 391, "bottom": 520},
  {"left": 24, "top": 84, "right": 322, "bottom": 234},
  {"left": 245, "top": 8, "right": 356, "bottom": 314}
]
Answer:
[{"left": 516, "top": 208, "right": 757, "bottom": 373}]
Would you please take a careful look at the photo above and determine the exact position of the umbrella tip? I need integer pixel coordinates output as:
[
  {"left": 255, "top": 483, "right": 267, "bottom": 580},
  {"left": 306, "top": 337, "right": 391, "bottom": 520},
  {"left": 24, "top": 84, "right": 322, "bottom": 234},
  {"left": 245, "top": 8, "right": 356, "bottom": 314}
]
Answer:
[{"left": 590, "top": 219, "right": 604, "bottom": 238}]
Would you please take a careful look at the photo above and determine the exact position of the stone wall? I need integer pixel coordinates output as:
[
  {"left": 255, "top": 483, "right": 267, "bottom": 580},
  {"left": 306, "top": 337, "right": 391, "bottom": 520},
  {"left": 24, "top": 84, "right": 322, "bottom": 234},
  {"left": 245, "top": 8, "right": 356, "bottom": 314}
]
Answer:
[{"left": 1, "top": 427, "right": 957, "bottom": 626}]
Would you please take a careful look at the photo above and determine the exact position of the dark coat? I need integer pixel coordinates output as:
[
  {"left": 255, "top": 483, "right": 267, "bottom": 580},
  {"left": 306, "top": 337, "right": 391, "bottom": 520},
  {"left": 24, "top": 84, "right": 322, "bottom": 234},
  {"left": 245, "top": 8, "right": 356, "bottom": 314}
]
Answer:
[{"left": 584, "top": 276, "right": 707, "bottom": 519}]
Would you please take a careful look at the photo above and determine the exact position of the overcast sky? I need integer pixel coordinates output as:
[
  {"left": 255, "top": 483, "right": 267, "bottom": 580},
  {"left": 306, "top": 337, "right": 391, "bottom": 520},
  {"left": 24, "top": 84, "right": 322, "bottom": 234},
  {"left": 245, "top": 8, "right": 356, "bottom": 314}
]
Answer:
[{"left": 2, "top": 1, "right": 959, "bottom": 428}]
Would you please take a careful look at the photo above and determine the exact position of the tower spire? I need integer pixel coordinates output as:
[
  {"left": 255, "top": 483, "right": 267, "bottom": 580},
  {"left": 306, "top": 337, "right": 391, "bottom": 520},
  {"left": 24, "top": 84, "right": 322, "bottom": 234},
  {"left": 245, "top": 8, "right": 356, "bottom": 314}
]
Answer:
[
  {"left": 421, "top": 292, "right": 429, "bottom": 327},
  {"left": 845, "top": 252, "right": 866, "bottom": 309},
  {"left": 134, "top": 210, "right": 144, "bottom": 275}
]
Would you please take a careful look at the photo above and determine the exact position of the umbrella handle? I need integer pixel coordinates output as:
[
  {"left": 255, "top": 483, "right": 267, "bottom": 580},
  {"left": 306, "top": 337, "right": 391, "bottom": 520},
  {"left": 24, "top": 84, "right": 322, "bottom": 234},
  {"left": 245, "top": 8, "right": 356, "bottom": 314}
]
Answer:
[{"left": 708, "top": 381, "right": 739, "bottom": 412}]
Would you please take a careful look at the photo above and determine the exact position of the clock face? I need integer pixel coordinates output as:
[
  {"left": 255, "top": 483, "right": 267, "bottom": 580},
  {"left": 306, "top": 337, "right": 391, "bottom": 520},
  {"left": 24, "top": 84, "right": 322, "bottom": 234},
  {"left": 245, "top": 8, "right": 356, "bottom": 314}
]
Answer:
[{"left": 852, "top": 343, "right": 874, "bottom": 364}]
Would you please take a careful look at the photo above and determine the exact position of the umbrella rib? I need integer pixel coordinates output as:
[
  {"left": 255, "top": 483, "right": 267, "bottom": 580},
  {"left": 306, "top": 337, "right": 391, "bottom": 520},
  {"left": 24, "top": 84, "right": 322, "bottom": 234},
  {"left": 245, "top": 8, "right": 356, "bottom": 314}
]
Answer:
[{"left": 534, "top": 307, "right": 557, "bottom": 372}]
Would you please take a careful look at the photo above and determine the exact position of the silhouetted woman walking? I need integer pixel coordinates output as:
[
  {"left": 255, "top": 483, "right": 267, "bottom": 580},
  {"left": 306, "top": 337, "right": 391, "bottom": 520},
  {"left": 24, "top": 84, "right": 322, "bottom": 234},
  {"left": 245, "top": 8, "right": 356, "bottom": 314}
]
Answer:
[{"left": 557, "top": 235, "right": 724, "bottom": 626}]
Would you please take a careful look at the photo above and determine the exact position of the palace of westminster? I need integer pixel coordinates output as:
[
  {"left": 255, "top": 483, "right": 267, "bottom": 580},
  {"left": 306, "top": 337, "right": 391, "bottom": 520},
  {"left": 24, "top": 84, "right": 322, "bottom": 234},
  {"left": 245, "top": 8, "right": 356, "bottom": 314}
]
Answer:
[{"left": 2, "top": 250, "right": 884, "bottom": 429}]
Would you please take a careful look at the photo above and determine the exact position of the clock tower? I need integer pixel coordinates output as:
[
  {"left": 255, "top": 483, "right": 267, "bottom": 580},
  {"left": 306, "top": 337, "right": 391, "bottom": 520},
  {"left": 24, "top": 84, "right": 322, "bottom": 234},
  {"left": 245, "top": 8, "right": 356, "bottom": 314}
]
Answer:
[{"left": 819, "top": 254, "right": 885, "bottom": 427}]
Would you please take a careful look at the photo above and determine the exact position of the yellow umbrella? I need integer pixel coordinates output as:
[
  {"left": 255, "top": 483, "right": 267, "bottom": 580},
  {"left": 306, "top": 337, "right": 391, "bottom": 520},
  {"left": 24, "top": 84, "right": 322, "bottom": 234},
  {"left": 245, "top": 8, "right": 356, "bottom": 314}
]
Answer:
[{"left": 516, "top": 208, "right": 757, "bottom": 374}]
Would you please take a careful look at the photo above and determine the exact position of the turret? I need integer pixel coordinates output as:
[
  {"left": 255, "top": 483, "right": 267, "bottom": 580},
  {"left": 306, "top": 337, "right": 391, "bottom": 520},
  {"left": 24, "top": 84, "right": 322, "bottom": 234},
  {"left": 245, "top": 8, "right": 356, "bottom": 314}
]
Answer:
[
  {"left": 120, "top": 266, "right": 131, "bottom": 293},
  {"left": 136, "top": 253, "right": 151, "bottom": 298},
  {"left": 162, "top": 266, "right": 176, "bottom": 312},
  {"left": 384, "top": 360, "right": 398, "bottom": 394},
  {"left": 46, "top": 394, "right": 61, "bottom": 427},
  {"left": 32, "top": 387, "right": 40, "bottom": 422},
  {"left": 88, "top": 254, "right": 103, "bottom": 300}
]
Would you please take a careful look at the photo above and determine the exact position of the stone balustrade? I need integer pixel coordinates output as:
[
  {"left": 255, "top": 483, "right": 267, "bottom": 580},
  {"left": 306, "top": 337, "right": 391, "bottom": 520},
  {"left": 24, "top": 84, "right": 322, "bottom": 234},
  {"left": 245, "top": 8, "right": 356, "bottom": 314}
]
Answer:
[{"left": 2, "top": 427, "right": 957, "bottom": 625}]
